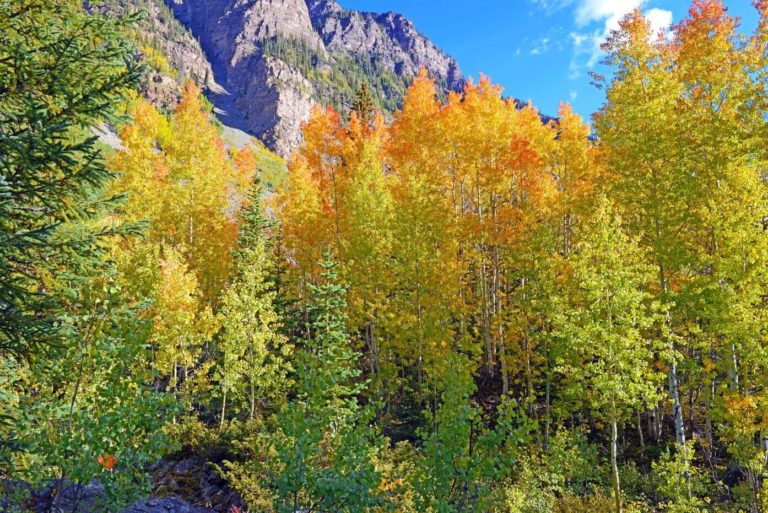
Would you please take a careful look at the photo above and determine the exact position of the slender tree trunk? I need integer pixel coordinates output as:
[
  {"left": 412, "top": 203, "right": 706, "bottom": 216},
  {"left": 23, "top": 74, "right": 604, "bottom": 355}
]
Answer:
[
  {"left": 366, "top": 316, "right": 384, "bottom": 410},
  {"left": 729, "top": 342, "right": 740, "bottom": 391},
  {"left": 523, "top": 333, "right": 535, "bottom": 419},
  {"left": 330, "top": 167, "right": 342, "bottom": 257},
  {"left": 762, "top": 432, "right": 768, "bottom": 469},
  {"left": 669, "top": 358, "right": 692, "bottom": 498},
  {"left": 499, "top": 323, "right": 509, "bottom": 396},
  {"left": 480, "top": 262, "right": 493, "bottom": 373},
  {"left": 658, "top": 251, "right": 689, "bottom": 493},
  {"left": 647, "top": 408, "right": 655, "bottom": 441},
  {"left": 655, "top": 406, "right": 664, "bottom": 442},
  {"left": 759, "top": 433, "right": 768, "bottom": 513},
  {"left": 220, "top": 389, "right": 227, "bottom": 431},
  {"left": 172, "top": 357, "right": 178, "bottom": 424},
  {"left": 705, "top": 390, "right": 715, "bottom": 470},
  {"left": 544, "top": 336, "right": 552, "bottom": 453},
  {"left": 655, "top": 217, "right": 686, "bottom": 449},
  {"left": 611, "top": 400, "right": 623, "bottom": 513},
  {"left": 68, "top": 314, "right": 106, "bottom": 431},
  {"left": 747, "top": 466, "right": 763, "bottom": 513},
  {"left": 669, "top": 359, "right": 692, "bottom": 497},
  {"left": 669, "top": 362, "right": 686, "bottom": 447},
  {"left": 416, "top": 293, "right": 424, "bottom": 401},
  {"left": 173, "top": 357, "right": 178, "bottom": 390},
  {"left": 661, "top": 299, "right": 685, "bottom": 447},
  {"left": 250, "top": 383, "right": 256, "bottom": 420}
]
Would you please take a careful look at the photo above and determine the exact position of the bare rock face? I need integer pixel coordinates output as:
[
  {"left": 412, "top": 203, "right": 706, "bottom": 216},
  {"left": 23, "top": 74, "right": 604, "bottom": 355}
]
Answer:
[
  {"left": 139, "top": 1, "right": 214, "bottom": 87},
  {"left": 161, "top": 0, "right": 464, "bottom": 156},
  {"left": 0, "top": 459, "right": 240, "bottom": 513},
  {"left": 229, "top": 56, "right": 316, "bottom": 155},
  {"left": 307, "top": 0, "right": 463, "bottom": 91},
  {"left": 148, "top": 458, "right": 243, "bottom": 513},
  {"left": 169, "top": 0, "right": 325, "bottom": 67}
]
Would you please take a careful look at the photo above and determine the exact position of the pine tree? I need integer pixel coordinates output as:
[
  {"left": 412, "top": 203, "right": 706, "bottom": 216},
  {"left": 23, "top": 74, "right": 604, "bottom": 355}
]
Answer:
[
  {"left": 352, "top": 82, "right": 375, "bottom": 127},
  {"left": 233, "top": 181, "right": 274, "bottom": 265},
  {"left": 0, "top": 0, "right": 141, "bottom": 357},
  {"left": 413, "top": 352, "right": 531, "bottom": 512},
  {"left": 296, "top": 253, "right": 365, "bottom": 417},
  {"left": 0, "top": 2, "right": 175, "bottom": 505},
  {"left": 269, "top": 254, "right": 383, "bottom": 513}
]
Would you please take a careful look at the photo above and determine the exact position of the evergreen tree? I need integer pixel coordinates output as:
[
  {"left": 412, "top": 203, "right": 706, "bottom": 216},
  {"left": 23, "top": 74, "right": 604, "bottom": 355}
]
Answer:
[
  {"left": 0, "top": 4, "right": 177, "bottom": 507},
  {"left": 413, "top": 352, "right": 532, "bottom": 512},
  {"left": 268, "top": 254, "right": 384, "bottom": 513},
  {"left": 0, "top": 0, "right": 142, "bottom": 357},
  {"left": 352, "top": 82, "right": 375, "bottom": 127},
  {"left": 233, "top": 181, "right": 274, "bottom": 264}
]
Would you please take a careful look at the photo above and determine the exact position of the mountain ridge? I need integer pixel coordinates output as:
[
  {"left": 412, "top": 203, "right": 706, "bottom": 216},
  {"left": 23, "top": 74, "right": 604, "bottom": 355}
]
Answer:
[{"left": 129, "top": 0, "right": 464, "bottom": 156}]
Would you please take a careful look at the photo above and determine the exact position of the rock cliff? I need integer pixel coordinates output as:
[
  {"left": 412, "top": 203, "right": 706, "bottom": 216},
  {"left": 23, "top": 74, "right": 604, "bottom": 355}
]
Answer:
[
  {"left": 159, "top": 0, "right": 463, "bottom": 156},
  {"left": 307, "top": 0, "right": 462, "bottom": 92}
]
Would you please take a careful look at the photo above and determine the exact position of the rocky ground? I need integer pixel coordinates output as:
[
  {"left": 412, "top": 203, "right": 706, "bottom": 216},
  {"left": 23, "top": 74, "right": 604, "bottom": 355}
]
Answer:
[
  {"left": 147, "top": 458, "right": 243, "bottom": 513},
  {"left": 1, "top": 458, "right": 243, "bottom": 513}
]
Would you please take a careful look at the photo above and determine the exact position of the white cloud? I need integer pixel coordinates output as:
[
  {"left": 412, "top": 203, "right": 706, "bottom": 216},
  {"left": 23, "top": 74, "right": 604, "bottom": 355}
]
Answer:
[
  {"left": 569, "top": 32, "right": 590, "bottom": 47},
  {"left": 527, "top": 0, "right": 673, "bottom": 78},
  {"left": 531, "top": 37, "right": 551, "bottom": 55},
  {"left": 575, "top": 0, "right": 642, "bottom": 28},
  {"left": 564, "top": 0, "right": 672, "bottom": 78},
  {"left": 646, "top": 7, "right": 674, "bottom": 39},
  {"left": 529, "top": 0, "right": 574, "bottom": 14},
  {"left": 569, "top": 29, "right": 604, "bottom": 78}
]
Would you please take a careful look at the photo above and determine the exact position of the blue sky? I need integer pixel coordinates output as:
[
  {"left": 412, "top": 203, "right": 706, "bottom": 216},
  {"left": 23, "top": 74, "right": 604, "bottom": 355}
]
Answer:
[{"left": 342, "top": 0, "right": 760, "bottom": 121}]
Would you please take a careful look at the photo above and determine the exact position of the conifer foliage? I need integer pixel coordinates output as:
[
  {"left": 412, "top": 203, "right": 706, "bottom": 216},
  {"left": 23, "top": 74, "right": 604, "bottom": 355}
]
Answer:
[
  {"left": 0, "top": 1, "right": 174, "bottom": 509},
  {"left": 217, "top": 182, "right": 292, "bottom": 426},
  {"left": 0, "top": 0, "right": 141, "bottom": 357},
  {"left": 269, "top": 255, "right": 384, "bottom": 513}
]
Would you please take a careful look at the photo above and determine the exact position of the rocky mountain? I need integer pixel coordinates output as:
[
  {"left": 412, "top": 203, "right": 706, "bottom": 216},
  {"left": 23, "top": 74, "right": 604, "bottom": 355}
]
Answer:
[
  {"left": 99, "top": 0, "right": 215, "bottom": 110},
  {"left": 307, "top": 0, "right": 462, "bottom": 92},
  {"left": 123, "top": 0, "right": 463, "bottom": 156}
]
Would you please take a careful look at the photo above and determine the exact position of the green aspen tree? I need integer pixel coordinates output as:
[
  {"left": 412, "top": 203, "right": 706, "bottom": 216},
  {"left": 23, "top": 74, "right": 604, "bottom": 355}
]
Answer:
[
  {"left": 558, "top": 198, "right": 663, "bottom": 513},
  {"left": 217, "top": 183, "right": 292, "bottom": 427}
]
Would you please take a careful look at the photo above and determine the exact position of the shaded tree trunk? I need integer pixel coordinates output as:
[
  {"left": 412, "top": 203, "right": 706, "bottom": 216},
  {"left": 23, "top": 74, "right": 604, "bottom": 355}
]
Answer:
[
  {"left": 220, "top": 390, "right": 227, "bottom": 431},
  {"left": 610, "top": 400, "right": 623, "bottom": 513}
]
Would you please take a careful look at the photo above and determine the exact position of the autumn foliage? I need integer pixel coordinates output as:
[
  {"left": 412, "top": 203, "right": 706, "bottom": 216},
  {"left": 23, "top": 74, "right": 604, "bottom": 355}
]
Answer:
[
  {"left": 6, "top": 1, "right": 768, "bottom": 513},
  {"left": 267, "top": 2, "right": 768, "bottom": 511}
]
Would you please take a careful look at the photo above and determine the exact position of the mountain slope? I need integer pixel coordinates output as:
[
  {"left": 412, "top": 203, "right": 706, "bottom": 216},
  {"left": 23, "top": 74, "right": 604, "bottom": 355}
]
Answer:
[
  {"left": 158, "top": 0, "right": 463, "bottom": 156},
  {"left": 100, "top": 0, "right": 215, "bottom": 109},
  {"left": 307, "top": 0, "right": 462, "bottom": 94}
]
